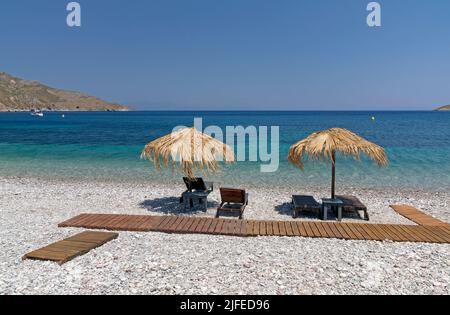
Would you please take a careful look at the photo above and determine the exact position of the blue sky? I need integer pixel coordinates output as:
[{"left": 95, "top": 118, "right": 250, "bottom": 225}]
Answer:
[{"left": 1, "top": 0, "right": 449, "bottom": 110}]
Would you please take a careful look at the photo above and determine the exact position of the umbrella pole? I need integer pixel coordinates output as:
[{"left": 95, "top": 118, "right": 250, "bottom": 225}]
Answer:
[{"left": 331, "top": 150, "right": 336, "bottom": 199}]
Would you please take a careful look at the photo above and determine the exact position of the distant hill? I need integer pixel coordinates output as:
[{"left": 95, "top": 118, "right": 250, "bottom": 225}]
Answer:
[
  {"left": 435, "top": 105, "right": 450, "bottom": 111},
  {"left": 0, "top": 72, "right": 129, "bottom": 112}
]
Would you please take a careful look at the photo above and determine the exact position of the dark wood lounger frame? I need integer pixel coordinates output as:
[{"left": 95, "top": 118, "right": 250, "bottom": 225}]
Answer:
[
  {"left": 180, "top": 177, "right": 214, "bottom": 205},
  {"left": 216, "top": 188, "right": 248, "bottom": 220},
  {"left": 335, "top": 195, "right": 369, "bottom": 221},
  {"left": 291, "top": 195, "right": 322, "bottom": 218}
]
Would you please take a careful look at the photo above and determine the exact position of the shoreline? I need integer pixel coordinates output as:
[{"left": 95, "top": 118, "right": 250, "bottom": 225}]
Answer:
[
  {"left": 1, "top": 173, "right": 448, "bottom": 192},
  {"left": 1, "top": 176, "right": 449, "bottom": 295}
]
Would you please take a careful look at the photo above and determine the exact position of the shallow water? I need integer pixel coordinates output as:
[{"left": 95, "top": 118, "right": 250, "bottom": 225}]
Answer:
[{"left": 0, "top": 111, "right": 449, "bottom": 190}]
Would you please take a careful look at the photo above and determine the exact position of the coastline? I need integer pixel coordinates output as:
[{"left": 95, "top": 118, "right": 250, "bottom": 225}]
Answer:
[
  {"left": 1, "top": 176, "right": 449, "bottom": 294},
  {"left": 0, "top": 109, "right": 130, "bottom": 112}
]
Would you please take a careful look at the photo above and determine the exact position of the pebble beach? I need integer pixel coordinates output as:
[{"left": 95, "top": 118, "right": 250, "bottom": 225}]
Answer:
[{"left": 1, "top": 176, "right": 449, "bottom": 295}]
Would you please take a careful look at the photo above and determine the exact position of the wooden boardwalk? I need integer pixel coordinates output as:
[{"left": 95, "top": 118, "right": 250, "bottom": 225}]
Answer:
[
  {"left": 23, "top": 231, "right": 118, "bottom": 265},
  {"left": 390, "top": 205, "right": 448, "bottom": 226},
  {"left": 59, "top": 213, "right": 450, "bottom": 244}
]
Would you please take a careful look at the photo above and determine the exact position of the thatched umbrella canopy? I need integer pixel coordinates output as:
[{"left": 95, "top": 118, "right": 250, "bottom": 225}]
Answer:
[
  {"left": 141, "top": 127, "right": 235, "bottom": 179},
  {"left": 288, "top": 128, "right": 388, "bottom": 199}
]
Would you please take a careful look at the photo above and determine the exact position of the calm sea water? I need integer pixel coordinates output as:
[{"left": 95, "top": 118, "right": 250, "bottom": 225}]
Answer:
[{"left": 0, "top": 111, "right": 449, "bottom": 190}]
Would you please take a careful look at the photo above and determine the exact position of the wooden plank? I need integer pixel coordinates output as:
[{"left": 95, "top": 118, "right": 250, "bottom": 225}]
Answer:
[
  {"left": 168, "top": 216, "right": 184, "bottom": 232},
  {"left": 290, "top": 221, "right": 299, "bottom": 236},
  {"left": 363, "top": 224, "right": 386, "bottom": 241},
  {"left": 60, "top": 214, "right": 89, "bottom": 227},
  {"left": 305, "top": 221, "right": 320, "bottom": 237},
  {"left": 122, "top": 215, "right": 144, "bottom": 231},
  {"left": 115, "top": 216, "right": 135, "bottom": 230},
  {"left": 294, "top": 222, "right": 307, "bottom": 238},
  {"left": 290, "top": 221, "right": 300, "bottom": 236},
  {"left": 176, "top": 217, "right": 192, "bottom": 232},
  {"left": 259, "top": 221, "right": 267, "bottom": 236},
  {"left": 227, "top": 219, "right": 238, "bottom": 235},
  {"left": 239, "top": 220, "right": 249, "bottom": 236},
  {"left": 194, "top": 218, "right": 207, "bottom": 233},
  {"left": 441, "top": 225, "right": 450, "bottom": 234},
  {"left": 207, "top": 219, "right": 219, "bottom": 234},
  {"left": 199, "top": 218, "right": 213, "bottom": 234},
  {"left": 153, "top": 216, "right": 172, "bottom": 229},
  {"left": 340, "top": 224, "right": 359, "bottom": 239},
  {"left": 355, "top": 224, "right": 379, "bottom": 241},
  {"left": 420, "top": 226, "right": 449, "bottom": 243},
  {"left": 376, "top": 225, "right": 403, "bottom": 242},
  {"left": 24, "top": 231, "right": 118, "bottom": 265},
  {"left": 388, "top": 225, "right": 416, "bottom": 242},
  {"left": 402, "top": 226, "right": 434, "bottom": 243},
  {"left": 136, "top": 217, "right": 157, "bottom": 232},
  {"left": 346, "top": 224, "right": 365, "bottom": 240},
  {"left": 408, "top": 226, "right": 443, "bottom": 243},
  {"left": 72, "top": 214, "right": 100, "bottom": 228},
  {"left": 313, "top": 222, "right": 328, "bottom": 238},
  {"left": 114, "top": 215, "right": 134, "bottom": 231},
  {"left": 159, "top": 216, "right": 177, "bottom": 231},
  {"left": 272, "top": 221, "right": 280, "bottom": 236},
  {"left": 327, "top": 222, "right": 344, "bottom": 239},
  {"left": 179, "top": 216, "right": 195, "bottom": 232},
  {"left": 394, "top": 224, "right": 423, "bottom": 242},
  {"left": 252, "top": 220, "right": 260, "bottom": 236},
  {"left": 390, "top": 205, "right": 448, "bottom": 226},
  {"left": 303, "top": 222, "right": 315, "bottom": 237},
  {"left": 145, "top": 216, "right": 162, "bottom": 230},
  {"left": 57, "top": 214, "right": 450, "bottom": 244},
  {"left": 167, "top": 216, "right": 182, "bottom": 231},
  {"left": 214, "top": 219, "right": 225, "bottom": 235},
  {"left": 187, "top": 218, "right": 201, "bottom": 233},
  {"left": 284, "top": 222, "right": 294, "bottom": 237},
  {"left": 321, "top": 223, "right": 335, "bottom": 238},
  {"left": 266, "top": 221, "right": 274, "bottom": 235},
  {"left": 234, "top": 220, "right": 244, "bottom": 236},
  {"left": 89, "top": 215, "right": 112, "bottom": 229},
  {"left": 92, "top": 214, "right": 116, "bottom": 230},
  {"left": 243, "top": 220, "right": 253, "bottom": 236},
  {"left": 383, "top": 225, "right": 410, "bottom": 242},
  {"left": 58, "top": 214, "right": 85, "bottom": 227},
  {"left": 223, "top": 219, "right": 236, "bottom": 235},
  {"left": 70, "top": 214, "right": 98, "bottom": 227},
  {"left": 333, "top": 223, "right": 351, "bottom": 239},
  {"left": 278, "top": 221, "right": 286, "bottom": 236},
  {"left": 101, "top": 214, "right": 122, "bottom": 229},
  {"left": 422, "top": 226, "right": 450, "bottom": 243},
  {"left": 158, "top": 216, "right": 177, "bottom": 232}
]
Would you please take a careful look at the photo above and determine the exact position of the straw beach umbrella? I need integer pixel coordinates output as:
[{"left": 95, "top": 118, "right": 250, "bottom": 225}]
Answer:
[
  {"left": 288, "top": 128, "right": 388, "bottom": 199},
  {"left": 141, "top": 127, "right": 235, "bottom": 179}
]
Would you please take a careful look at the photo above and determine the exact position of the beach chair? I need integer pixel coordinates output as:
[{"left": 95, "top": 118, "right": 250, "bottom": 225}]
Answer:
[
  {"left": 291, "top": 195, "right": 321, "bottom": 218},
  {"left": 180, "top": 177, "right": 214, "bottom": 211},
  {"left": 335, "top": 195, "right": 369, "bottom": 221},
  {"left": 216, "top": 188, "right": 248, "bottom": 220},
  {"left": 182, "top": 177, "right": 214, "bottom": 193}
]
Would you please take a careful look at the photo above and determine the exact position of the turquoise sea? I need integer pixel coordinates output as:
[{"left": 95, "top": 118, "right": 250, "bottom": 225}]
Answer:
[{"left": 0, "top": 111, "right": 449, "bottom": 190}]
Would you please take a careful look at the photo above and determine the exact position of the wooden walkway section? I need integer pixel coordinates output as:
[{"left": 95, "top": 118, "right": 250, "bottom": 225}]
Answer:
[
  {"left": 23, "top": 231, "right": 118, "bottom": 265},
  {"left": 58, "top": 213, "right": 450, "bottom": 244},
  {"left": 390, "top": 205, "right": 448, "bottom": 226}
]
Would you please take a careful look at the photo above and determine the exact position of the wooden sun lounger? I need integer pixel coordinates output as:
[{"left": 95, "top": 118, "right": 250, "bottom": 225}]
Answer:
[
  {"left": 180, "top": 177, "right": 214, "bottom": 211},
  {"left": 182, "top": 177, "right": 213, "bottom": 192},
  {"left": 216, "top": 188, "right": 248, "bottom": 220},
  {"left": 335, "top": 195, "right": 369, "bottom": 221},
  {"left": 292, "top": 195, "right": 321, "bottom": 218}
]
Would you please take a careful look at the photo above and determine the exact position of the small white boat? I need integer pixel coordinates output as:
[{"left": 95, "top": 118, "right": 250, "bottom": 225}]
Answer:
[{"left": 31, "top": 110, "right": 44, "bottom": 117}]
